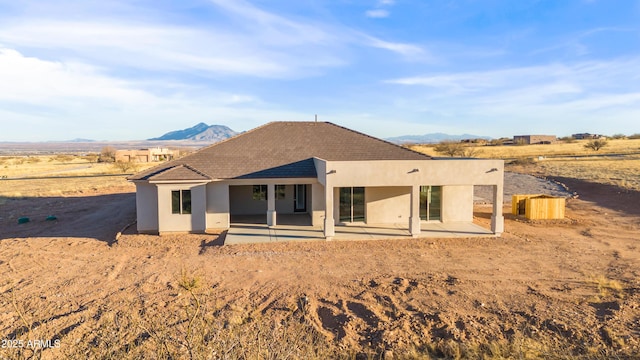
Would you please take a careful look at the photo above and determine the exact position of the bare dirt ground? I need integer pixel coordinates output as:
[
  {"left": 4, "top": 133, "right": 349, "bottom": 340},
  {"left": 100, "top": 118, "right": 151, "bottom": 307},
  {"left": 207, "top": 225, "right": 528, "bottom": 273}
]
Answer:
[{"left": 1, "top": 174, "right": 639, "bottom": 358}]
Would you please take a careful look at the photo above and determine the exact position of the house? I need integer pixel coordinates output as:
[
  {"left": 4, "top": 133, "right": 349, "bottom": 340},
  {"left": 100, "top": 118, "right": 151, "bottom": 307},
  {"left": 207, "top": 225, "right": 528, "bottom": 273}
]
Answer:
[
  {"left": 128, "top": 122, "right": 504, "bottom": 239},
  {"left": 513, "top": 135, "right": 557, "bottom": 145},
  {"left": 572, "top": 133, "right": 604, "bottom": 140},
  {"left": 115, "top": 147, "right": 176, "bottom": 163}
]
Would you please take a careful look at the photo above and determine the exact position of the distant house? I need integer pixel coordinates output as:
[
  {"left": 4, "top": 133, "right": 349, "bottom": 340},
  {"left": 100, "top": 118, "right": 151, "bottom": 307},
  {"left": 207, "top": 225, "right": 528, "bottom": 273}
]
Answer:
[
  {"left": 572, "top": 133, "right": 604, "bottom": 140},
  {"left": 513, "top": 135, "right": 557, "bottom": 145},
  {"left": 128, "top": 122, "right": 505, "bottom": 239},
  {"left": 115, "top": 148, "right": 176, "bottom": 163}
]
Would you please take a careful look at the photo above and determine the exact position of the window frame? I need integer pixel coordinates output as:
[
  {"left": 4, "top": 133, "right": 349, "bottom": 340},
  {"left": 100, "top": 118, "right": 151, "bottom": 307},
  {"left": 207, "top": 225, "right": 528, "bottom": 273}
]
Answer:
[
  {"left": 252, "top": 185, "right": 267, "bottom": 201},
  {"left": 171, "top": 189, "right": 192, "bottom": 215}
]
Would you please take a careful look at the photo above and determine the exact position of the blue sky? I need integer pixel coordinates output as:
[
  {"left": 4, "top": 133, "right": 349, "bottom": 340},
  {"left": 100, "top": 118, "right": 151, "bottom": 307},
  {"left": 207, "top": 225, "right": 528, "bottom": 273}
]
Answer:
[{"left": 0, "top": 0, "right": 639, "bottom": 141}]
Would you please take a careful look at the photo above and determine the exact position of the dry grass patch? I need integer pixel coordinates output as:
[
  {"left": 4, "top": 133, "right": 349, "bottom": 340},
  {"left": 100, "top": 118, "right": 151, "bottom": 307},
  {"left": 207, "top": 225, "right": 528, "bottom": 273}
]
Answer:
[
  {"left": 588, "top": 275, "right": 624, "bottom": 299},
  {"left": 0, "top": 176, "right": 135, "bottom": 197},
  {"left": 0, "top": 154, "right": 159, "bottom": 197},
  {"left": 411, "top": 139, "right": 640, "bottom": 159},
  {"left": 535, "top": 157, "right": 640, "bottom": 191}
]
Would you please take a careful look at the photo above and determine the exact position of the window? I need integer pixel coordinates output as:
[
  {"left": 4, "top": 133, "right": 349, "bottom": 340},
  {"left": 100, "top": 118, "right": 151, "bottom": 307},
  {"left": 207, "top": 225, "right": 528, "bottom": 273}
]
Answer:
[
  {"left": 252, "top": 185, "right": 284, "bottom": 200},
  {"left": 171, "top": 190, "right": 191, "bottom": 214},
  {"left": 252, "top": 185, "right": 267, "bottom": 200}
]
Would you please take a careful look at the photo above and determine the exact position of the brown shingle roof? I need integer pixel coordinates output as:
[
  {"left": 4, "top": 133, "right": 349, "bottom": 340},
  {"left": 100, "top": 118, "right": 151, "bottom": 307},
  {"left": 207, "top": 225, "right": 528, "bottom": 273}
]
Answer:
[
  {"left": 129, "top": 121, "right": 431, "bottom": 181},
  {"left": 147, "top": 164, "right": 211, "bottom": 181}
]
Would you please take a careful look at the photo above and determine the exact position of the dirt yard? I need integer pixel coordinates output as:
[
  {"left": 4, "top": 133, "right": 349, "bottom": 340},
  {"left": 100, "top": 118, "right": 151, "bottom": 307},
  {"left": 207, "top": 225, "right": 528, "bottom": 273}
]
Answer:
[{"left": 1, "top": 174, "right": 639, "bottom": 358}]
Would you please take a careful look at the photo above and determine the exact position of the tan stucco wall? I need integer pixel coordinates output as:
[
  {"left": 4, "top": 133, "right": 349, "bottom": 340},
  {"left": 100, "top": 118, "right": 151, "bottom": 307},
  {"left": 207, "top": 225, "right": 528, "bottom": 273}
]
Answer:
[
  {"left": 157, "top": 183, "right": 206, "bottom": 233},
  {"left": 321, "top": 159, "right": 503, "bottom": 187},
  {"left": 276, "top": 185, "right": 295, "bottom": 214},
  {"left": 229, "top": 185, "right": 267, "bottom": 215},
  {"left": 311, "top": 183, "right": 325, "bottom": 226},
  {"left": 365, "top": 186, "right": 411, "bottom": 224},
  {"left": 135, "top": 182, "right": 158, "bottom": 233},
  {"left": 441, "top": 185, "right": 474, "bottom": 222},
  {"left": 206, "top": 182, "right": 230, "bottom": 229}
]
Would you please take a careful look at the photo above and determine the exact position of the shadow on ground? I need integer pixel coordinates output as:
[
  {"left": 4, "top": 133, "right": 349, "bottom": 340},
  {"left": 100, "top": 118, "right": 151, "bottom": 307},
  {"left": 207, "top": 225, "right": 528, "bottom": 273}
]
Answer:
[{"left": 550, "top": 177, "right": 640, "bottom": 216}]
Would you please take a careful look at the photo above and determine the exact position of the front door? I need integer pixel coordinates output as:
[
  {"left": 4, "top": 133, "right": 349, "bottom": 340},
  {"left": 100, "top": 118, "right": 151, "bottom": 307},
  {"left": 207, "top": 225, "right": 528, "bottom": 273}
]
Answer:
[
  {"left": 294, "top": 184, "right": 306, "bottom": 212},
  {"left": 339, "top": 187, "right": 365, "bottom": 223}
]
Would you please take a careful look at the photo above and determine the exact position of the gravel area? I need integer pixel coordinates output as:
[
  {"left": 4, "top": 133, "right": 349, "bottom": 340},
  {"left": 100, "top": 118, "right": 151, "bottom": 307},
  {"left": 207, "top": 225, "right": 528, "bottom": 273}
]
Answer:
[{"left": 475, "top": 171, "right": 572, "bottom": 204}]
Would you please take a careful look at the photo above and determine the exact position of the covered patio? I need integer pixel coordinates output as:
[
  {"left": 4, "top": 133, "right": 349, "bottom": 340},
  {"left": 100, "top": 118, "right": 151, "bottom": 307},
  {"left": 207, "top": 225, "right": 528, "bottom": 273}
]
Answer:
[{"left": 224, "top": 214, "right": 493, "bottom": 245}]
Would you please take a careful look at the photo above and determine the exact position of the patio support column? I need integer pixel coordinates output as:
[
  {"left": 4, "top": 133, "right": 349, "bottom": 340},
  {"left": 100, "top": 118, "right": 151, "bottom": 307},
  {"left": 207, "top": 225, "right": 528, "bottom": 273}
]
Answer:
[
  {"left": 409, "top": 185, "right": 421, "bottom": 237},
  {"left": 491, "top": 184, "right": 504, "bottom": 235},
  {"left": 324, "top": 185, "right": 335, "bottom": 239},
  {"left": 267, "top": 184, "right": 276, "bottom": 227}
]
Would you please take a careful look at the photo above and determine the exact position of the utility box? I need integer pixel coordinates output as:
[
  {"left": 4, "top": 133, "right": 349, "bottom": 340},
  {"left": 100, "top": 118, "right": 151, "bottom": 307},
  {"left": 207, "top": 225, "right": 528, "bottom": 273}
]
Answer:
[{"left": 512, "top": 194, "right": 565, "bottom": 220}]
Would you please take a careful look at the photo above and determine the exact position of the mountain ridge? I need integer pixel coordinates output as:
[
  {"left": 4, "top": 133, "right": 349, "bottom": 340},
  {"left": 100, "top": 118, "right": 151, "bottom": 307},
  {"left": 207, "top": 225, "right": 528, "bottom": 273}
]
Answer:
[
  {"left": 149, "top": 123, "right": 238, "bottom": 142},
  {"left": 385, "top": 133, "right": 490, "bottom": 144}
]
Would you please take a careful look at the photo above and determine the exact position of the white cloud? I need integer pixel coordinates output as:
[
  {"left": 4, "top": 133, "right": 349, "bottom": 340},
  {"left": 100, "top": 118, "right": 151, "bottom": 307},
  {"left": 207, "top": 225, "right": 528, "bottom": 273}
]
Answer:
[
  {"left": 0, "top": 47, "right": 153, "bottom": 104},
  {"left": 364, "top": 36, "right": 429, "bottom": 59},
  {"left": 365, "top": 9, "right": 390, "bottom": 18},
  {"left": 384, "top": 58, "right": 640, "bottom": 136},
  {"left": 0, "top": 0, "right": 426, "bottom": 79},
  {"left": 365, "top": 0, "right": 396, "bottom": 19},
  {"left": 0, "top": 19, "right": 339, "bottom": 78},
  {"left": 0, "top": 46, "right": 285, "bottom": 140}
]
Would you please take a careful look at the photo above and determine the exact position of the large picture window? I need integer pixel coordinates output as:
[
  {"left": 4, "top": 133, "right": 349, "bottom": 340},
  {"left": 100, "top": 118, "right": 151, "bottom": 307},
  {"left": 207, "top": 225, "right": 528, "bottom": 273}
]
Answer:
[{"left": 171, "top": 190, "right": 191, "bottom": 214}]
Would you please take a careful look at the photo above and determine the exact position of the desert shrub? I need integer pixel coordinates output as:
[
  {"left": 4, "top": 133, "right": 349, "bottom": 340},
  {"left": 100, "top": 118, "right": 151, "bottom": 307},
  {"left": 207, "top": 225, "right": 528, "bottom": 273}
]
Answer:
[
  {"left": 98, "top": 146, "right": 116, "bottom": 163},
  {"left": 509, "top": 157, "right": 536, "bottom": 166},
  {"left": 584, "top": 139, "right": 609, "bottom": 152},
  {"left": 558, "top": 136, "right": 577, "bottom": 143},
  {"left": 588, "top": 275, "right": 624, "bottom": 298},
  {"left": 433, "top": 141, "right": 464, "bottom": 157},
  {"left": 112, "top": 161, "right": 139, "bottom": 173},
  {"left": 610, "top": 134, "right": 627, "bottom": 140},
  {"left": 460, "top": 147, "right": 483, "bottom": 158},
  {"left": 489, "top": 138, "right": 509, "bottom": 146},
  {"left": 628, "top": 133, "right": 640, "bottom": 140},
  {"left": 83, "top": 153, "right": 99, "bottom": 163},
  {"left": 433, "top": 141, "right": 481, "bottom": 157},
  {"left": 52, "top": 154, "right": 75, "bottom": 162}
]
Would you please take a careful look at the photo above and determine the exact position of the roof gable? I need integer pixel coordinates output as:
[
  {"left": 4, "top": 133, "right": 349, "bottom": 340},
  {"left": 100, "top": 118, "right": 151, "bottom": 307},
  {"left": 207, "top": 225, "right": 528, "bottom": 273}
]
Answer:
[
  {"left": 130, "top": 122, "right": 431, "bottom": 181},
  {"left": 147, "top": 165, "right": 211, "bottom": 181}
]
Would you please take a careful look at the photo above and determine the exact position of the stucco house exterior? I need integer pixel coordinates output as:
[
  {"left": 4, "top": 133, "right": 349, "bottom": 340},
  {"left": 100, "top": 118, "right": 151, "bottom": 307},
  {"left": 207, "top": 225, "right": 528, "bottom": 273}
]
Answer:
[
  {"left": 116, "top": 147, "right": 176, "bottom": 163},
  {"left": 128, "top": 122, "right": 504, "bottom": 239}
]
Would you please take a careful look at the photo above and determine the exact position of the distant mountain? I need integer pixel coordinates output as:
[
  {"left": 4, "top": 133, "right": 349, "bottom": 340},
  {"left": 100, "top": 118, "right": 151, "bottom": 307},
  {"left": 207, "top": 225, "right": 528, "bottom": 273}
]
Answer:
[
  {"left": 386, "top": 133, "right": 490, "bottom": 144},
  {"left": 66, "top": 138, "right": 96, "bottom": 142},
  {"left": 149, "top": 123, "right": 238, "bottom": 142}
]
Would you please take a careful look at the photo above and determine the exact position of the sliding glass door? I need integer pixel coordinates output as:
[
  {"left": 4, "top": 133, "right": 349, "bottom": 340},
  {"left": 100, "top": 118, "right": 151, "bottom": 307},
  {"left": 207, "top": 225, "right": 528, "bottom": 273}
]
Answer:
[
  {"left": 420, "top": 186, "right": 442, "bottom": 221},
  {"left": 339, "top": 187, "right": 365, "bottom": 223}
]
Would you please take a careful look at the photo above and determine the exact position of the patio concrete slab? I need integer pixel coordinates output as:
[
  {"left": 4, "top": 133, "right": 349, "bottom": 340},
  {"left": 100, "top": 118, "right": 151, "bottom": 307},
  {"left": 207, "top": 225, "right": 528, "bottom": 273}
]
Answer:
[{"left": 225, "top": 221, "right": 493, "bottom": 245}]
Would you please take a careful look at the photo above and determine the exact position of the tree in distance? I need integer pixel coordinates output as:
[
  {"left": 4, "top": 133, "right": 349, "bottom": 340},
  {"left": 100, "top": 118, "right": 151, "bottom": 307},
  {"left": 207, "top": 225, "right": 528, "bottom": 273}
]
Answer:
[
  {"left": 584, "top": 139, "right": 609, "bottom": 152},
  {"left": 433, "top": 141, "right": 482, "bottom": 157},
  {"left": 99, "top": 146, "right": 116, "bottom": 163},
  {"left": 113, "top": 160, "right": 139, "bottom": 173}
]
